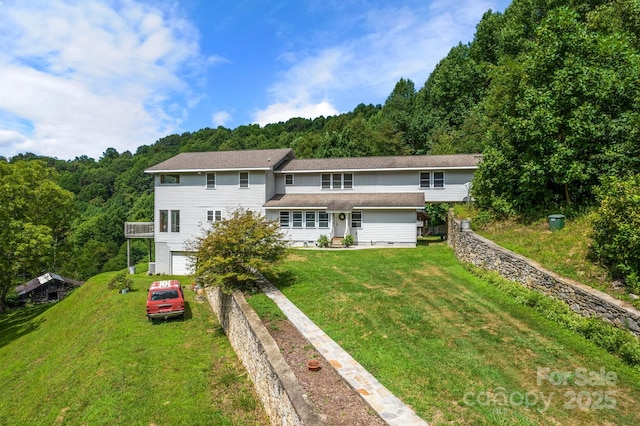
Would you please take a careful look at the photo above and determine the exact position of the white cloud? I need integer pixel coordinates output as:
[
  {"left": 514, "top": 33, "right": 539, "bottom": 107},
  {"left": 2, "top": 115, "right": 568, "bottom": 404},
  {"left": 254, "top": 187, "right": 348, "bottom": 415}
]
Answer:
[
  {"left": 0, "top": 0, "right": 205, "bottom": 160},
  {"left": 254, "top": 100, "right": 339, "bottom": 127},
  {"left": 254, "top": 0, "right": 496, "bottom": 125},
  {"left": 212, "top": 110, "right": 232, "bottom": 127}
]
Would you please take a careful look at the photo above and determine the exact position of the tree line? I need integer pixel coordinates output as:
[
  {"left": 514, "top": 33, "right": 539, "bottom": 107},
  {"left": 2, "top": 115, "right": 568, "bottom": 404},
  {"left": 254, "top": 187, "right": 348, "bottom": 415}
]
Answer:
[{"left": 1, "top": 0, "right": 639, "bottom": 310}]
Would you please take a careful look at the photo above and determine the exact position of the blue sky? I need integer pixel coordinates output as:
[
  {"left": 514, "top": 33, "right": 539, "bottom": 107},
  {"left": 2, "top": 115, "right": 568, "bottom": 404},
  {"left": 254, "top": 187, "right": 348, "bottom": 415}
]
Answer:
[{"left": 0, "top": 0, "right": 511, "bottom": 160}]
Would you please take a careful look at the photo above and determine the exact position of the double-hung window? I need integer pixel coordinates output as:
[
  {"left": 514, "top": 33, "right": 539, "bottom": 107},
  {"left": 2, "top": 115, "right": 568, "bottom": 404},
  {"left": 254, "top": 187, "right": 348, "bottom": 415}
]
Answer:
[
  {"left": 206, "top": 173, "right": 216, "bottom": 189},
  {"left": 239, "top": 172, "right": 249, "bottom": 188},
  {"left": 292, "top": 211, "right": 303, "bottom": 228},
  {"left": 321, "top": 174, "right": 331, "bottom": 189},
  {"left": 351, "top": 211, "right": 363, "bottom": 228},
  {"left": 279, "top": 211, "right": 290, "bottom": 228},
  {"left": 433, "top": 171, "right": 445, "bottom": 188},
  {"left": 419, "top": 172, "right": 430, "bottom": 189},
  {"left": 321, "top": 173, "right": 354, "bottom": 189},
  {"left": 207, "top": 210, "right": 222, "bottom": 222},
  {"left": 318, "top": 212, "right": 329, "bottom": 228},
  {"left": 305, "top": 211, "right": 316, "bottom": 228},
  {"left": 285, "top": 174, "right": 294, "bottom": 185}
]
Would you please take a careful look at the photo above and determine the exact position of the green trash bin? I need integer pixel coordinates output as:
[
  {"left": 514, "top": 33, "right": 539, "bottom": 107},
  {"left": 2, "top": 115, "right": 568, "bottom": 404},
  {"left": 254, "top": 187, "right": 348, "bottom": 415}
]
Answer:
[{"left": 548, "top": 214, "right": 565, "bottom": 231}]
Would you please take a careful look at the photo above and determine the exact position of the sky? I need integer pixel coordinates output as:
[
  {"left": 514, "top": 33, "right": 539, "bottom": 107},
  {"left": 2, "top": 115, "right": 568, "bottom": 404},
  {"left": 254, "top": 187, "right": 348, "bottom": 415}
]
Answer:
[{"left": 0, "top": 0, "right": 512, "bottom": 161}]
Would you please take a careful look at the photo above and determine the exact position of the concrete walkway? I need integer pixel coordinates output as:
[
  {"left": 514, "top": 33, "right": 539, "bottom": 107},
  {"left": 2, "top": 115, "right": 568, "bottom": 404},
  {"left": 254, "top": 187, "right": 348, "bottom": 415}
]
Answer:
[{"left": 260, "top": 280, "right": 429, "bottom": 426}]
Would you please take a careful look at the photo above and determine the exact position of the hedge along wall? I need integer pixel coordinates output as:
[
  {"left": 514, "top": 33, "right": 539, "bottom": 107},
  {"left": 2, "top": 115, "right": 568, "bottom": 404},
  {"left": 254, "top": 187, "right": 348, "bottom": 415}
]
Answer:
[
  {"left": 205, "top": 286, "right": 325, "bottom": 426},
  {"left": 447, "top": 213, "right": 640, "bottom": 337}
]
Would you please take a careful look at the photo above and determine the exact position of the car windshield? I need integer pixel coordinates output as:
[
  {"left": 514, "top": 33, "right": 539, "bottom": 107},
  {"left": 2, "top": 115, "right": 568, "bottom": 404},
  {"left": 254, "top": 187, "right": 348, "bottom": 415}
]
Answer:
[{"left": 151, "top": 290, "right": 179, "bottom": 301}]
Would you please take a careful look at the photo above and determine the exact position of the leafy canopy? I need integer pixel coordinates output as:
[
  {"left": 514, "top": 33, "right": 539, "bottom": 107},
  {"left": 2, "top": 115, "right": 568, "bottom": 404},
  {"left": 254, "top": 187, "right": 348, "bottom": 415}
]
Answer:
[
  {"left": 192, "top": 208, "right": 288, "bottom": 293},
  {"left": 0, "top": 161, "right": 74, "bottom": 312}
]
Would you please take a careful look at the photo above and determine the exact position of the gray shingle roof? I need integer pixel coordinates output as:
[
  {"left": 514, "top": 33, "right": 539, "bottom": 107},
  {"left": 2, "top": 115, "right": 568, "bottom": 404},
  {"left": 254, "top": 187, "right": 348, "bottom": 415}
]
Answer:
[
  {"left": 145, "top": 148, "right": 294, "bottom": 172},
  {"left": 280, "top": 153, "right": 481, "bottom": 172},
  {"left": 264, "top": 192, "right": 425, "bottom": 211}
]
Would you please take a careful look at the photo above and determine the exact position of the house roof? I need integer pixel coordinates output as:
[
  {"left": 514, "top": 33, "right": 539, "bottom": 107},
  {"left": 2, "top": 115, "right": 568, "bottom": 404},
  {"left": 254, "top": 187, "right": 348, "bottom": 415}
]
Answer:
[
  {"left": 15, "top": 273, "right": 83, "bottom": 296},
  {"left": 264, "top": 192, "right": 425, "bottom": 211},
  {"left": 279, "top": 153, "right": 481, "bottom": 173},
  {"left": 145, "top": 148, "right": 294, "bottom": 173}
]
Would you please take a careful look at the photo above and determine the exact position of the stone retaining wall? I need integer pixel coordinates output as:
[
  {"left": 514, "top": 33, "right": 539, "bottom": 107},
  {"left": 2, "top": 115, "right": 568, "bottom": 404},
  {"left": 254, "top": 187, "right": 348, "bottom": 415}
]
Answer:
[
  {"left": 447, "top": 214, "right": 640, "bottom": 337},
  {"left": 206, "top": 286, "right": 325, "bottom": 426}
]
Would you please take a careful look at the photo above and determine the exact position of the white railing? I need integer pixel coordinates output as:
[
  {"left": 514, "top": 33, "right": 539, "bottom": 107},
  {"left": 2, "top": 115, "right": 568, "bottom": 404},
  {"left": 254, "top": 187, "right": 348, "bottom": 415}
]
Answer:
[{"left": 124, "top": 222, "right": 154, "bottom": 238}]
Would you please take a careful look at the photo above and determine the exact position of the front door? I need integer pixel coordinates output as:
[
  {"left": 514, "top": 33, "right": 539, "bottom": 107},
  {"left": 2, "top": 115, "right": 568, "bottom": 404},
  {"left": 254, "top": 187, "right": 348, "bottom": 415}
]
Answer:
[{"left": 333, "top": 212, "right": 347, "bottom": 238}]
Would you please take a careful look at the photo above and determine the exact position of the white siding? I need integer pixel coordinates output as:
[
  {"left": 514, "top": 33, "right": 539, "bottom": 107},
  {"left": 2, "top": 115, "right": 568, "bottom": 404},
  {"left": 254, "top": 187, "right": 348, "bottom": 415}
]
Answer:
[
  {"left": 276, "top": 169, "right": 474, "bottom": 202},
  {"left": 352, "top": 210, "right": 417, "bottom": 246},
  {"left": 267, "top": 209, "right": 417, "bottom": 246},
  {"left": 154, "top": 171, "right": 272, "bottom": 271}
]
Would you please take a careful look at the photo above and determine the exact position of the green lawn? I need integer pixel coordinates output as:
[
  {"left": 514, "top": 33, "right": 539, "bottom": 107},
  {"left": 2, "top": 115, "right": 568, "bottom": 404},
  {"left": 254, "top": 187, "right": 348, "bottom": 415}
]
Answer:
[
  {"left": 0, "top": 270, "right": 267, "bottom": 426},
  {"left": 259, "top": 245, "right": 640, "bottom": 425}
]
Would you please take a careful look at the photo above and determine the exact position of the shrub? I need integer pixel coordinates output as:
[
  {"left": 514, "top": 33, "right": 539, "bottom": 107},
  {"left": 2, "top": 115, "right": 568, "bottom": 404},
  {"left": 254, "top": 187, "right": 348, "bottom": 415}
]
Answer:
[
  {"left": 192, "top": 208, "right": 288, "bottom": 293},
  {"left": 107, "top": 271, "right": 133, "bottom": 292},
  {"left": 590, "top": 175, "right": 640, "bottom": 291},
  {"left": 342, "top": 234, "right": 354, "bottom": 247},
  {"left": 317, "top": 235, "right": 330, "bottom": 248}
]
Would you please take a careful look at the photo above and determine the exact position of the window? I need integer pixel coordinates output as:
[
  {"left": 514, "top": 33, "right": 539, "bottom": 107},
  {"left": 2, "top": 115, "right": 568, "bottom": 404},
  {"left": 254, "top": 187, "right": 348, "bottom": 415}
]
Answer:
[
  {"left": 207, "top": 210, "right": 222, "bottom": 222},
  {"left": 321, "top": 174, "right": 331, "bottom": 189},
  {"left": 332, "top": 174, "right": 342, "bottom": 189},
  {"left": 285, "top": 174, "right": 294, "bottom": 185},
  {"left": 433, "top": 171, "right": 445, "bottom": 188},
  {"left": 206, "top": 173, "right": 216, "bottom": 189},
  {"left": 171, "top": 210, "right": 180, "bottom": 232},
  {"left": 239, "top": 172, "right": 249, "bottom": 188},
  {"left": 343, "top": 173, "right": 353, "bottom": 189},
  {"left": 160, "top": 174, "right": 180, "bottom": 184},
  {"left": 305, "top": 211, "right": 316, "bottom": 228},
  {"left": 419, "top": 172, "right": 430, "bottom": 189},
  {"left": 292, "top": 211, "right": 303, "bottom": 228},
  {"left": 351, "top": 211, "right": 363, "bottom": 228},
  {"left": 318, "top": 211, "right": 329, "bottom": 228},
  {"left": 159, "top": 210, "right": 168, "bottom": 232},
  {"left": 321, "top": 173, "right": 354, "bottom": 189},
  {"left": 279, "top": 211, "right": 290, "bottom": 228}
]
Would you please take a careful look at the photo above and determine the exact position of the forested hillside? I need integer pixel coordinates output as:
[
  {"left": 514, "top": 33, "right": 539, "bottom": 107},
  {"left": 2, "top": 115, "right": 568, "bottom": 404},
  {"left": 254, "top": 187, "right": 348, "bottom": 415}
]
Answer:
[{"left": 2, "top": 0, "right": 639, "bottom": 297}]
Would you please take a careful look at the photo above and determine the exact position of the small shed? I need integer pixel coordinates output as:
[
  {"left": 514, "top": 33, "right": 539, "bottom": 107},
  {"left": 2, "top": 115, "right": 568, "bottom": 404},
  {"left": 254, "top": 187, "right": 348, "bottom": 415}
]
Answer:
[{"left": 14, "top": 273, "right": 83, "bottom": 305}]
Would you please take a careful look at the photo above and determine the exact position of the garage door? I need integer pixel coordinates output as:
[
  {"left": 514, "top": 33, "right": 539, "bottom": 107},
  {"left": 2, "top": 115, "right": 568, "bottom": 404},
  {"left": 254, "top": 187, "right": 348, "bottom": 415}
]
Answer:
[{"left": 171, "top": 252, "right": 194, "bottom": 275}]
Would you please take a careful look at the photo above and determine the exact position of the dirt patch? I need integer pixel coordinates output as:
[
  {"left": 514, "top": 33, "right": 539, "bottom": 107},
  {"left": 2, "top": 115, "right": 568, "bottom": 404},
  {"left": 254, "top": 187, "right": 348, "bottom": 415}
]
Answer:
[{"left": 264, "top": 319, "right": 385, "bottom": 426}]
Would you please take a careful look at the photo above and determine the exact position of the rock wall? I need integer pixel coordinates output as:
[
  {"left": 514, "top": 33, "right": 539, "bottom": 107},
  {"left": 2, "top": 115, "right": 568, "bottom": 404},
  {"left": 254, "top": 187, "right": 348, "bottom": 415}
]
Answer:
[
  {"left": 206, "top": 286, "right": 325, "bottom": 426},
  {"left": 448, "top": 214, "right": 640, "bottom": 337}
]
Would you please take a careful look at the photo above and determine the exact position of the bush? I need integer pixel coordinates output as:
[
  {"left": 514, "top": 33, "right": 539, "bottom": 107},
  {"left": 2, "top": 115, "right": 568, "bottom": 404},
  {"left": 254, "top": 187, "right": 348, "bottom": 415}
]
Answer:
[
  {"left": 317, "top": 235, "right": 330, "bottom": 248},
  {"left": 342, "top": 234, "right": 354, "bottom": 247},
  {"left": 107, "top": 271, "right": 133, "bottom": 292},
  {"left": 590, "top": 175, "right": 640, "bottom": 291}
]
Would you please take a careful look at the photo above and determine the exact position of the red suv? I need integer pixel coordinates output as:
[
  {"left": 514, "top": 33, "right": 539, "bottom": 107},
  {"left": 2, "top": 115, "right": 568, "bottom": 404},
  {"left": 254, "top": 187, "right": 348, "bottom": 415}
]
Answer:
[{"left": 146, "top": 280, "right": 185, "bottom": 321}]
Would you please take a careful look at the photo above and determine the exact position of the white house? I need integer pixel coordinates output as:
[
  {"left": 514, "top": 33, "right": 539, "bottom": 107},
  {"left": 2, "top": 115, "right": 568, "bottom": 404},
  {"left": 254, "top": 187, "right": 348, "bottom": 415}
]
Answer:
[{"left": 143, "top": 148, "right": 480, "bottom": 275}]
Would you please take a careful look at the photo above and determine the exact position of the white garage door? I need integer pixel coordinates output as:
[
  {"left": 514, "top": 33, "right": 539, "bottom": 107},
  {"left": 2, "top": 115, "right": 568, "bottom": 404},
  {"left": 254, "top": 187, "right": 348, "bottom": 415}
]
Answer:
[{"left": 171, "top": 252, "right": 194, "bottom": 275}]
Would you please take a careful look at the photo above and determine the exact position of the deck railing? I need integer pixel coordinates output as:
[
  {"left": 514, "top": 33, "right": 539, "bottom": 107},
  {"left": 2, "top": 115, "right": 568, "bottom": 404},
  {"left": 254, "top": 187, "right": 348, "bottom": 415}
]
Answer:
[{"left": 124, "top": 222, "right": 154, "bottom": 238}]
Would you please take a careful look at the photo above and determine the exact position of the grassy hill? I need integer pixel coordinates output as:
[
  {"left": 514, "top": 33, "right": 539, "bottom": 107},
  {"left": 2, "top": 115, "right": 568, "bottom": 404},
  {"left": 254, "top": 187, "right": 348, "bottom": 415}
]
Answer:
[
  {"left": 255, "top": 245, "right": 640, "bottom": 425},
  {"left": 0, "top": 269, "right": 267, "bottom": 426}
]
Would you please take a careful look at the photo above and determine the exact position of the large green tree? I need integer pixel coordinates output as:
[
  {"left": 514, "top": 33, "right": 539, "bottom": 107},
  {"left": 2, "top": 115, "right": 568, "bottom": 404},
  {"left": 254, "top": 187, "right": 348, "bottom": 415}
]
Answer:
[
  {"left": 474, "top": 2, "right": 640, "bottom": 213},
  {"left": 0, "top": 161, "right": 74, "bottom": 312}
]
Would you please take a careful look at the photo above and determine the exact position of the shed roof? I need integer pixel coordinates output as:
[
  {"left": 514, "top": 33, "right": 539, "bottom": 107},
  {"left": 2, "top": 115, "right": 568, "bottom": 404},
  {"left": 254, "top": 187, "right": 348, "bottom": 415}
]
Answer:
[
  {"left": 15, "top": 273, "right": 83, "bottom": 296},
  {"left": 280, "top": 153, "right": 481, "bottom": 173},
  {"left": 264, "top": 192, "right": 425, "bottom": 211},
  {"left": 145, "top": 148, "right": 294, "bottom": 173}
]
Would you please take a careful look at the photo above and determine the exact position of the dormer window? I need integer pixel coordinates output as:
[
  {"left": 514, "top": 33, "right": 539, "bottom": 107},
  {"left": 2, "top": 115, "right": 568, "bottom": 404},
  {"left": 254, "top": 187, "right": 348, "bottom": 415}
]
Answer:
[{"left": 160, "top": 174, "right": 180, "bottom": 184}]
